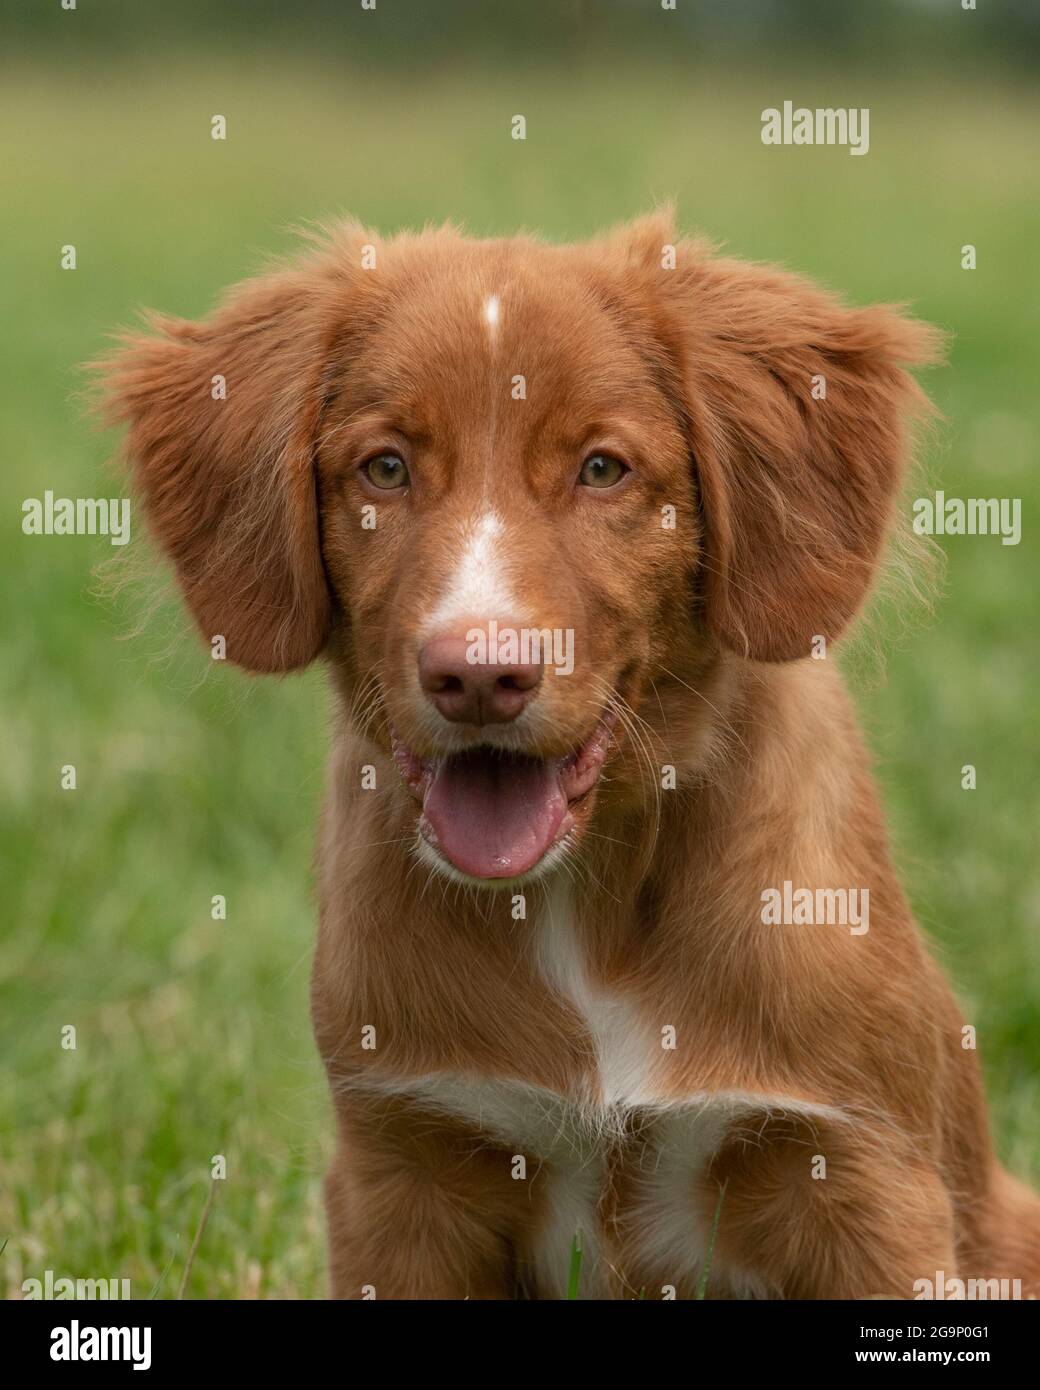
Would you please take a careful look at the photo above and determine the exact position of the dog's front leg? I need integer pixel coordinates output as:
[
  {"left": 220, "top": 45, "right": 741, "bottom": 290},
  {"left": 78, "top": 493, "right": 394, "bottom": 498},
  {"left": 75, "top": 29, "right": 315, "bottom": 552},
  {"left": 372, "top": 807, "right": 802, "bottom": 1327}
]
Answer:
[
  {"left": 707, "top": 1116, "right": 957, "bottom": 1299},
  {"left": 323, "top": 1103, "right": 527, "bottom": 1300}
]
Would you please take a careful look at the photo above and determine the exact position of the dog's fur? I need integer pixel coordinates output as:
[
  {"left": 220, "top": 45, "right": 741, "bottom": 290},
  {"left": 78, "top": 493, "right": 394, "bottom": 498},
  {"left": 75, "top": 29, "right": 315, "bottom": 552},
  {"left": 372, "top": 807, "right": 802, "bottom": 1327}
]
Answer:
[{"left": 100, "top": 213, "right": 1040, "bottom": 1299}]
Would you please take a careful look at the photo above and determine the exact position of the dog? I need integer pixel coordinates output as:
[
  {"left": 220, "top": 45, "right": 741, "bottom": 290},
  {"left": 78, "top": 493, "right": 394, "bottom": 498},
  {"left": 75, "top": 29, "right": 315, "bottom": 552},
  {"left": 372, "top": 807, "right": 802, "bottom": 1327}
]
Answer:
[{"left": 101, "top": 212, "right": 1040, "bottom": 1299}]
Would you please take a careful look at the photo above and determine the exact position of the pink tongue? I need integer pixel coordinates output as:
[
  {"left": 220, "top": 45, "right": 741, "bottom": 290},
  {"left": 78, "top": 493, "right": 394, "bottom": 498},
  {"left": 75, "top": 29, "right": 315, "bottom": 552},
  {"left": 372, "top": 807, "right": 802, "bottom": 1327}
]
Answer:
[{"left": 422, "top": 751, "right": 567, "bottom": 879}]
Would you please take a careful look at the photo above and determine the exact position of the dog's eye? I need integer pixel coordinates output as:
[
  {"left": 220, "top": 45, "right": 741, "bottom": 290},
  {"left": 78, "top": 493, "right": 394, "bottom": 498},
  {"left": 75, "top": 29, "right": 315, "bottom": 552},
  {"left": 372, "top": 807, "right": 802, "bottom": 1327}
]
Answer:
[
  {"left": 579, "top": 454, "right": 628, "bottom": 489},
  {"left": 363, "top": 453, "right": 410, "bottom": 490}
]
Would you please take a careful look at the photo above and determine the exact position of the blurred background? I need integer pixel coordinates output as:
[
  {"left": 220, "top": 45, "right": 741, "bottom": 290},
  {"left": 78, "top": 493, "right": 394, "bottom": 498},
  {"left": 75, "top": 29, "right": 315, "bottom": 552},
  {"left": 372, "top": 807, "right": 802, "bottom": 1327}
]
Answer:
[{"left": 2, "top": 0, "right": 1037, "bottom": 1298}]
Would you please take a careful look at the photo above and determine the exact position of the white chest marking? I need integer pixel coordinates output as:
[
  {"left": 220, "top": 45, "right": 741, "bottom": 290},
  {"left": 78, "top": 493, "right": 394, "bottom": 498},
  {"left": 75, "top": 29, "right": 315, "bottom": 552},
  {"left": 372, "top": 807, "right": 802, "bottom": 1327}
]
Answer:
[
  {"left": 348, "top": 1070, "right": 842, "bottom": 1297},
  {"left": 537, "top": 877, "right": 661, "bottom": 1109},
  {"left": 345, "top": 879, "right": 846, "bottom": 1296}
]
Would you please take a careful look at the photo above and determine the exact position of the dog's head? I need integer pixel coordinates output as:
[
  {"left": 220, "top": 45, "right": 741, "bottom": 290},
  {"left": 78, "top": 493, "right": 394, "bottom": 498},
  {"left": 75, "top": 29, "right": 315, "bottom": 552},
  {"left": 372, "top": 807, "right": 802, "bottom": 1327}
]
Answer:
[{"left": 101, "top": 213, "right": 938, "bottom": 885}]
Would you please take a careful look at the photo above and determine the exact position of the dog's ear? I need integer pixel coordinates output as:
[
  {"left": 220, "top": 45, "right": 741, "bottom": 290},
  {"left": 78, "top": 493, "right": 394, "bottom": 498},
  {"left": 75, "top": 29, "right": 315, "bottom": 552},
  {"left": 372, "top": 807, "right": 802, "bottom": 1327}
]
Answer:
[
  {"left": 662, "top": 250, "right": 942, "bottom": 662},
  {"left": 99, "top": 261, "right": 351, "bottom": 673}
]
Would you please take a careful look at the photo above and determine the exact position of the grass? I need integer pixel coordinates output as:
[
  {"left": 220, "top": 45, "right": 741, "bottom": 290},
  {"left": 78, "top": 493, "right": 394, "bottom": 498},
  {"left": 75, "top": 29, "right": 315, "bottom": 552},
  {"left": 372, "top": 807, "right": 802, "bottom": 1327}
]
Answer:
[
  {"left": 1, "top": 52, "right": 1038, "bottom": 1299},
  {"left": 695, "top": 1184, "right": 728, "bottom": 1301},
  {"left": 567, "top": 1232, "right": 583, "bottom": 1301}
]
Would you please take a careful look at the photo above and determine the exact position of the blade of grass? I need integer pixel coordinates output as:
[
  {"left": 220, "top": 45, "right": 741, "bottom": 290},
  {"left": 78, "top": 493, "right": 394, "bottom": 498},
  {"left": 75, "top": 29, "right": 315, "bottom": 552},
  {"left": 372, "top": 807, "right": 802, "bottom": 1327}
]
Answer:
[
  {"left": 695, "top": 1180, "right": 728, "bottom": 1300},
  {"left": 566, "top": 1229, "right": 582, "bottom": 1300},
  {"left": 148, "top": 1243, "right": 179, "bottom": 1301},
  {"left": 176, "top": 1179, "right": 218, "bottom": 1300}
]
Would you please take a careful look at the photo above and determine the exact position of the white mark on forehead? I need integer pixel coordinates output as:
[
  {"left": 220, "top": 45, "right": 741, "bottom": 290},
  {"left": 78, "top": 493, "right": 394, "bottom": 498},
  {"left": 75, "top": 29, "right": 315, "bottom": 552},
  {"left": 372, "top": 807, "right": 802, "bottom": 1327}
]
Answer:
[
  {"left": 424, "top": 511, "right": 525, "bottom": 633},
  {"left": 483, "top": 294, "right": 501, "bottom": 339}
]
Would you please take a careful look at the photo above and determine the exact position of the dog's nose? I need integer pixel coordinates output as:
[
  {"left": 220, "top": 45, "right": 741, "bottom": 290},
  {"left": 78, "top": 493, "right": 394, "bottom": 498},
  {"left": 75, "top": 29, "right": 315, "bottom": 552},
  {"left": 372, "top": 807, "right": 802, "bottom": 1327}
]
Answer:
[{"left": 418, "top": 633, "right": 543, "bottom": 725}]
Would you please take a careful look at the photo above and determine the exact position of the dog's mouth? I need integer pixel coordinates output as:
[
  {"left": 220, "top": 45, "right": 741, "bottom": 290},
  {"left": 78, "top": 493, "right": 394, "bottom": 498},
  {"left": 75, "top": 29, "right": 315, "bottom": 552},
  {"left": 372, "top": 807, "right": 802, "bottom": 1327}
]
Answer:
[{"left": 390, "top": 713, "right": 617, "bottom": 880}]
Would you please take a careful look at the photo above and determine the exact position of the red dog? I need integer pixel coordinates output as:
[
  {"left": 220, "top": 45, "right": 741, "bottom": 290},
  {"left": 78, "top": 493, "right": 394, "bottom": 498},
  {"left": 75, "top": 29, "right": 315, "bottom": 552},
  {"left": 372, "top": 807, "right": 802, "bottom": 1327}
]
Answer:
[{"left": 102, "top": 213, "right": 1040, "bottom": 1298}]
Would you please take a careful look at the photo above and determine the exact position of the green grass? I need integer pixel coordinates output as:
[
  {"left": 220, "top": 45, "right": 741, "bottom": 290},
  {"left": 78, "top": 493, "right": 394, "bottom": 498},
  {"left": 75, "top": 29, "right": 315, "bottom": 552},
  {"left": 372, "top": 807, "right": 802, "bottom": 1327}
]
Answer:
[
  {"left": 1, "top": 54, "right": 1038, "bottom": 1299},
  {"left": 567, "top": 1232, "right": 583, "bottom": 1301},
  {"left": 695, "top": 1183, "right": 728, "bottom": 1301}
]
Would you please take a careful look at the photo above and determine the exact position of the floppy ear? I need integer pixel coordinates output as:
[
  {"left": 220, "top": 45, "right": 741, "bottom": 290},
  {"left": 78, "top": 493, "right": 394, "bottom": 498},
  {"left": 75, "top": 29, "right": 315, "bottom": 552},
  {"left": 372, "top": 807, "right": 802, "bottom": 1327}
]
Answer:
[
  {"left": 665, "top": 249, "right": 942, "bottom": 662},
  {"left": 99, "top": 264, "right": 344, "bottom": 673}
]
